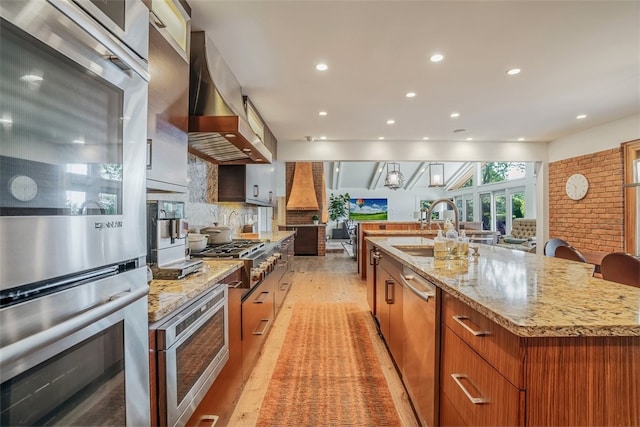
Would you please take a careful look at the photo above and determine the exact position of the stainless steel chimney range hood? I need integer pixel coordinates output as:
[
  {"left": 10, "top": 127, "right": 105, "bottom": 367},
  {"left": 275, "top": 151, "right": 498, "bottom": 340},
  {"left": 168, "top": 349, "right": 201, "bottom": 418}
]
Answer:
[{"left": 188, "top": 32, "right": 273, "bottom": 164}]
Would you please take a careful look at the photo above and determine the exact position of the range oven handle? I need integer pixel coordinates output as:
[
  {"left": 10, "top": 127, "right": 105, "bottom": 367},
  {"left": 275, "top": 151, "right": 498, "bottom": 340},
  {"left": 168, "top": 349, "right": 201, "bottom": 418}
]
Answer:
[{"left": 0, "top": 285, "right": 148, "bottom": 367}]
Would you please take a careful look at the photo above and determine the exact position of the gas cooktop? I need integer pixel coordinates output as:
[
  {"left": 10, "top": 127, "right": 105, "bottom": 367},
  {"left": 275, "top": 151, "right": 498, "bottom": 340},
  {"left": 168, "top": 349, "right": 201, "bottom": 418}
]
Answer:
[{"left": 192, "top": 239, "right": 266, "bottom": 259}]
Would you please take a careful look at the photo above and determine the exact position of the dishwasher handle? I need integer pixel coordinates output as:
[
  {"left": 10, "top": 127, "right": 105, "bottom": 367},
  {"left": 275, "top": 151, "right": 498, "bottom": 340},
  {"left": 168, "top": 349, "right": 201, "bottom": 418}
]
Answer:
[{"left": 400, "top": 271, "right": 436, "bottom": 302}]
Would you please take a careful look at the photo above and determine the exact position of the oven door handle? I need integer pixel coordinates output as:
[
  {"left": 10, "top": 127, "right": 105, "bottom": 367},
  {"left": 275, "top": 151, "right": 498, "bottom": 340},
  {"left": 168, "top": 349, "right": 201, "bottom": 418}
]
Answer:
[{"left": 0, "top": 285, "right": 148, "bottom": 367}]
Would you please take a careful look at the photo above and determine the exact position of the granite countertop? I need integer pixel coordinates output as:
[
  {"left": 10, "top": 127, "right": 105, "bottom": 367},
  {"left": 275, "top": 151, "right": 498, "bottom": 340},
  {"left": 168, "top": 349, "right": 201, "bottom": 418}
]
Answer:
[
  {"left": 148, "top": 260, "right": 243, "bottom": 324},
  {"left": 364, "top": 229, "right": 496, "bottom": 235},
  {"left": 366, "top": 236, "right": 640, "bottom": 338},
  {"left": 238, "top": 230, "right": 295, "bottom": 242}
]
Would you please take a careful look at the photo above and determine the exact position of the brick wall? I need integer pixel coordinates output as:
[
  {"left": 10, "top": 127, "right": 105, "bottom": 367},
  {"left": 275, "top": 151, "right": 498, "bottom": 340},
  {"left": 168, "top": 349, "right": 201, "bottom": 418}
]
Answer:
[
  {"left": 285, "top": 162, "right": 326, "bottom": 256},
  {"left": 548, "top": 148, "right": 624, "bottom": 252}
]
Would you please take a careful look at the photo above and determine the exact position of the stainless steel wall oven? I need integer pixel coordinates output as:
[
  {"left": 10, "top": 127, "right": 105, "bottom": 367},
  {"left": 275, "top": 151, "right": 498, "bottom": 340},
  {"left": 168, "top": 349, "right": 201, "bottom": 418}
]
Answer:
[
  {"left": 0, "top": 1, "right": 151, "bottom": 425},
  {"left": 0, "top": 0, "right": 149, "bottom": 290}
]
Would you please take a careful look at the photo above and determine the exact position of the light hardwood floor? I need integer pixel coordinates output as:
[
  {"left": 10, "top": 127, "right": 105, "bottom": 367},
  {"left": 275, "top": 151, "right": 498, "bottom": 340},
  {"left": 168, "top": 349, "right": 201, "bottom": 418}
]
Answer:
[{"left": 228, "top": 252, "right": 419, "bottom": 426}]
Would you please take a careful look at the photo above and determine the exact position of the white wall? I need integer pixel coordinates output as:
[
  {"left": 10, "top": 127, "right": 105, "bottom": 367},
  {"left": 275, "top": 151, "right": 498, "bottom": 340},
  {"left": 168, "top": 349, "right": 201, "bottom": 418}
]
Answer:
[{"left": 548, "top": 114, "right": 639, "bottom": 162}]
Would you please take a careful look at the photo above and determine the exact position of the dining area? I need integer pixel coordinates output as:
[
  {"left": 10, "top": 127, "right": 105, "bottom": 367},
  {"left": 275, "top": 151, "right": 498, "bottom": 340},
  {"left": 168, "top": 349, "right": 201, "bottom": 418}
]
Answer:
[{"left": 543, "top": 238, "right": 640, "bottom": 287}]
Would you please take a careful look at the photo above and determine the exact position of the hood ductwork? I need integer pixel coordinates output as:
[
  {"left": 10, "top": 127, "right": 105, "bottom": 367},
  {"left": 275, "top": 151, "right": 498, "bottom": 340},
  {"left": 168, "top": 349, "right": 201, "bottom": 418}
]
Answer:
[{"left": 188, "top": 32, "right": 272, "bottom": 164}]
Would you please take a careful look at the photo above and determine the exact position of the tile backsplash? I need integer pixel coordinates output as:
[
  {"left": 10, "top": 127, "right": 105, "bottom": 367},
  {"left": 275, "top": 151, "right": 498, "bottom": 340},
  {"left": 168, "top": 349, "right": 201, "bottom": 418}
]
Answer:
[{"left": 185, "top": 155, "right": 258, "bottom": 235}]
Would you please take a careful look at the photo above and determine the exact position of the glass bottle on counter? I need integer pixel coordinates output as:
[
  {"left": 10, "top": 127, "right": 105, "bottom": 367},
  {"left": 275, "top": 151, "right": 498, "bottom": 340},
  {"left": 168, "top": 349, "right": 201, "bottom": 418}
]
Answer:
[
  {"left": 457, "top": 230, "right": 469, "bottom": 259},
  {"left": 445, "top": 228, "right": 458, "bottom": 259},
  {"left": 434, "top": 230, "right": 447, "bottom": 260}
]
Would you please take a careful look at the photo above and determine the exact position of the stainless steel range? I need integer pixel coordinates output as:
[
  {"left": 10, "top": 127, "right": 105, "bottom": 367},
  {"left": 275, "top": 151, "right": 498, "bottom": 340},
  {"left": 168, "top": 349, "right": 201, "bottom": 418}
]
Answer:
[
  {"left": 192, "top": 240, "right": 279, "bottom": 289},
  {"left": 194, "top": 240, "right": 266, "bottom": 259}
]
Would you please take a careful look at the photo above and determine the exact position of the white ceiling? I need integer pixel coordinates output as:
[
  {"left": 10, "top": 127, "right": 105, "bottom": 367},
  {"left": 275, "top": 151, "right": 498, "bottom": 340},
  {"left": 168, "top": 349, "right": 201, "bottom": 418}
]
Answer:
[{"left": 189, "top": 0, "right": 640, "bottom": 189}]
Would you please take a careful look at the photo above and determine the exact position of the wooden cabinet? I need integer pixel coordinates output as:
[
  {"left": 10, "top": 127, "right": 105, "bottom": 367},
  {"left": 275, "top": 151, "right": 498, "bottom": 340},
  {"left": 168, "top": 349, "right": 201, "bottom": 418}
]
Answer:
[
  {"left": 293, "top": 226, "right": 319, "bottom": 255},
  {"left": 275, "top": 236, "right": 294, "bottom": 314},
  {"left": 375, "top": 254, "right": 404, "bottom": 371},
  {"left": 218, "top": 164, "right": 276, "bottom": 206},
  {"left": 365, "top": 242, "right": 379, "bottom": 315},
  {"left": 241, "top": 278, "right": 275, "bottom": 381},
  {"left": 439, "top": 291, "right": 640, "bottom": 426},
  {"left": 440, "top": 325, "right": 524, "bottom": 426}
]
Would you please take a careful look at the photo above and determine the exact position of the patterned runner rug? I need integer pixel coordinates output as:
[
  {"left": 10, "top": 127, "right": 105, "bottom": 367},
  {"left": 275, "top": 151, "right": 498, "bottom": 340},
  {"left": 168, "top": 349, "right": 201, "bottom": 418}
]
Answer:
[{"left": 256, "top": 303, "right": 402, "bottom": 426}]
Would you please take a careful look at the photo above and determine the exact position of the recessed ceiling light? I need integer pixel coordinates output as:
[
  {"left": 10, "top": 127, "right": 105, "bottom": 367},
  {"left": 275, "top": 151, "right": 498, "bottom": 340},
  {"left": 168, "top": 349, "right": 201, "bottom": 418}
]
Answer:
[
  {"left": 315, "top": 63, "right": 328, "bottom": 71},
  {"left": 466, "top": 137, "right": 473, "bottom": 141},
  {"left": 517, "top": 137, "right": 525, "bottom": 141},
  {"left": 72, "top": 139, "right": 85, "bottom": 144},
  {"left": 20, "top": 74, "right": 44, "bottom": 83},
  {"left": 422, "top": 137, "right": 430, "bottom": 140},
  {"left": 576, "top": 114, "right": 587, "bottom": 119},
  {"left": 405, "top": 92, "right": 416, "bottom": 98},
  {"left": 450, "top": 112, "right": 460, "bottom": 118},
  {"left": 225, "top": 133, "right": 236, "bottom": 138},
  {"left": 378, "top": 136, "right": 385, "bottom": 140},
  {"left": 386, "top": 119, "right": 395, "bottom": 125},
  {"left": 320, "top": 136, "right": 327, "bottom": 140},
  {"left": 335, "top": 167, "right": 339, "bottom": 172},
  {"left": 430, "top": 53, "right": 444, "bottom": 62},
  {"left": 242, "top": 148, "right": 252, "bottom": 152},
  {"left": 507, "top": 68, "right": 521, "bottom": 75},
  {"left": 318, "top": 111, "right": 327, "bottom": 116}
]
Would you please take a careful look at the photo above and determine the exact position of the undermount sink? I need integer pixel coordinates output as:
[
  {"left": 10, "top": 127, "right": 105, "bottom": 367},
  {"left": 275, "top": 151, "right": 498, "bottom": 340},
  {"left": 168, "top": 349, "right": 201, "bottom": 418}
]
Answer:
[{"left": 392, "top": 245, "right": 434, "bottom": 257}]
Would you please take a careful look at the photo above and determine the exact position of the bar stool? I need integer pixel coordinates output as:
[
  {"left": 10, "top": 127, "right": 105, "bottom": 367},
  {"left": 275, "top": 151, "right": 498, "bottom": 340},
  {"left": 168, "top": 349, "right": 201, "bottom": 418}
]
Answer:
[
  {"left": 543, "top": 238, "right": 569, "bottom": 257},
  {"left": 554, "top": 245, "right": 588, "bottom": 263},
  {"left": 600, "top": 252, "right": 640, "bottom": 288}
]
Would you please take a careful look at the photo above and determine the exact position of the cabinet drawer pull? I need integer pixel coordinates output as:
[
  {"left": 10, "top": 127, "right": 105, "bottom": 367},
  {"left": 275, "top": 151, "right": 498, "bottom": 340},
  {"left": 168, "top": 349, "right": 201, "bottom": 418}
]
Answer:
[
  {"left": 452, "top": 315, "right": 490, "bottom": 336},
  {"left": 197, "top": 415, "right": 219, "bottom": 427},
  {"left": 451, "top": 373, "right": 489, "bottom": 405},
  {"left": 253, "top": 291, "right": 270, "bottom": 304},
  {"left": 228, "top": 280, "right": 243, "bottom": 289},
  {"left": 253, "top": 318, "right": 271, "bottom": 335},
  {"left": 385, "top": 279, "right": 394, "bottom": 304}
]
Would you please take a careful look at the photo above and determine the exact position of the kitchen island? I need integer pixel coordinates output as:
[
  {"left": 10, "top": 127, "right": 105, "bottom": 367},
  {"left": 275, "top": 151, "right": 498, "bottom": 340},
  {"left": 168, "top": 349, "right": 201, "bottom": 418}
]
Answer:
[
  {"left": 356, "top": 222, "right": 498, "bottom": 279},
  {"left": 366, "top": 235, "right": 639, "bottom": 426}
]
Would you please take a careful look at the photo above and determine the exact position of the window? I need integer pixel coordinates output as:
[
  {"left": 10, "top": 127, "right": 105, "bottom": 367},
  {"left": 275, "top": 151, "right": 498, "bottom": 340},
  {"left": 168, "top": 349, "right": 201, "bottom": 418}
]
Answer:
[
  {"left": 481, "top": 162, "right": 526, "bottom": 185},
  {"left": 480, "top": 193, "right": 491, "bottom": 231},
  {"left": 465, "top": 198, "right": 474, "bottom": 222}
]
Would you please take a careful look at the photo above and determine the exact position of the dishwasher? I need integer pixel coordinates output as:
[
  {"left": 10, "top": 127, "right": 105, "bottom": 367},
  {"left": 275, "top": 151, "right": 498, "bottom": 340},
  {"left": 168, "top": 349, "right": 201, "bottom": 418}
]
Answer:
[{"left": 400, "top": 265, "right": 440, "bottom": 427}]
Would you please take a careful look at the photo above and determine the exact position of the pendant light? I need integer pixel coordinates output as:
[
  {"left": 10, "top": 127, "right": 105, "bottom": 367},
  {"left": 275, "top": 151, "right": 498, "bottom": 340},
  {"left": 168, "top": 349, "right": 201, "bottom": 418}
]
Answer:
[
  {"left": 384, "top": 162, "right": 404, "bottom": 190},
  {"left": 429, "top": 163, "right": 445, "bottom": 187}
]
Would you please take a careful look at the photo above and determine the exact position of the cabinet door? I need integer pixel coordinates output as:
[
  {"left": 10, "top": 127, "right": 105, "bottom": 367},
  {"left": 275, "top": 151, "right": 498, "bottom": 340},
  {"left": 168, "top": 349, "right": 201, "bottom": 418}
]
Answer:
[
  {"left": 146, "top": 22, "right": 189, "bottom": 192},
  {"left": 218, "top": 165, "right": 246, "bottom": 202},
  {"left": 294, "top": 227, "right": 318, "bottom": 255},
  {"left": 241, "top": 282, "right": 274, "bottom": 381},
  {"left": 440, "top": 325, "right": 524, "bottom": 426},
  {"left": 245, "top": 164, "right": 275, "bottom": 206},
  {"left": 366, "top": 242, "right": 378, "bottom": 315}
]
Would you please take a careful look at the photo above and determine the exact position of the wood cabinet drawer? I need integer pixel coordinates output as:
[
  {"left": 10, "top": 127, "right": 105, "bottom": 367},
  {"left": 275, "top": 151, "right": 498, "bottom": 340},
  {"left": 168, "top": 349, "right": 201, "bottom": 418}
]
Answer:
[
  {"left": 441, "top": 292, "right": 523, "bottom": 387},
  {"left": 241, "top": 282, "right": 275, "bottom": 381},
  {"left": 440, "top": 325, "right": 524, "bottom": 426}
]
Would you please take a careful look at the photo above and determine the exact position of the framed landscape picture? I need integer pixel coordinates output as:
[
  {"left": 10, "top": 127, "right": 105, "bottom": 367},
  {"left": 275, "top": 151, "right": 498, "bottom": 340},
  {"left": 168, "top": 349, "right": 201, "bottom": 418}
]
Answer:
[{"left": 349, "top": 198, "right": 388, "bottom": 220}]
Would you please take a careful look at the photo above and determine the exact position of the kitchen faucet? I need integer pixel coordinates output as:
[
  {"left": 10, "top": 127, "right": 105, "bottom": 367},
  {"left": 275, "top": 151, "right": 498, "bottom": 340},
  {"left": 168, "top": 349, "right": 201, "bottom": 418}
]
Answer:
[
  {"left": 226, "top": 210, "right": 239, "bottom": 227},
  {"left": 426, "top": 199, "right": 460, "bottom": 233}
]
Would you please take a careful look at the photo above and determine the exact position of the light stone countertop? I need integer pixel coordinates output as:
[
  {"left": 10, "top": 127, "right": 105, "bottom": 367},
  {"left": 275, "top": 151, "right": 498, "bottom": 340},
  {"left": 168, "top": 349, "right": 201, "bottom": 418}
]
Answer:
[
  {"left": 366, "top": 236, "right": 640, "bottom": 337},
  {"left": 148, "top": 260, "right": 243, "bottom": 324},
  {"left": 364, "top": 229, "right": 496, "bottom": 236},
  {"left": 238, "top": 230, "right": 295, "bottom": 242}
]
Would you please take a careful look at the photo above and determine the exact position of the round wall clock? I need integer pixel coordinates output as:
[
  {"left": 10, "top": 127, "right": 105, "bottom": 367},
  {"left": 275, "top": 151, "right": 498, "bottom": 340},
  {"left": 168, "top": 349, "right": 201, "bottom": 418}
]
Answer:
[
  {"left": 565, "top": 173, "right": 588, "bottom": 200},
  {"left": 8, "top": 175, "right": 38, "bottom": 202}
]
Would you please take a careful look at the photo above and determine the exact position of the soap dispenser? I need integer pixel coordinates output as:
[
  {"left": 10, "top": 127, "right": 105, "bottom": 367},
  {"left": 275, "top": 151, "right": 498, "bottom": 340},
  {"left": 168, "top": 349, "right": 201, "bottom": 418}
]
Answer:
[
  {"left": 434, "top": 230, "right": 447, "bottom": 260},
  {"left": 445, "top": 227, "right": 458, "bottom": 259},
  {"left": 457, "top": 230, "right": 469, "bottom": 259}
]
